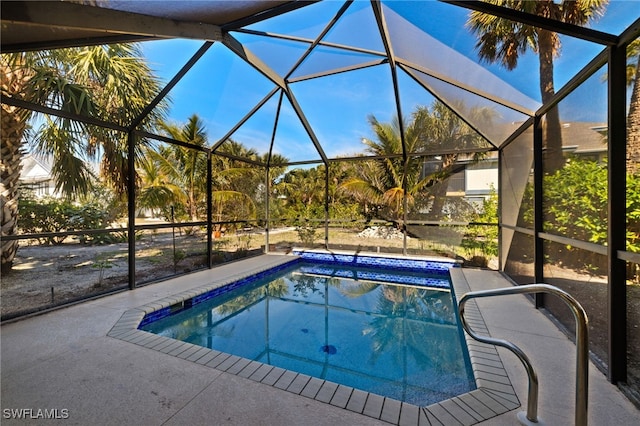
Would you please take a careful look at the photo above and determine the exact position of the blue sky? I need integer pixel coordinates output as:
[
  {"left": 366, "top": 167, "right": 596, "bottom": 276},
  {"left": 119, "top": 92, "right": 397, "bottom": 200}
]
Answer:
[{"left": 140, "top": 0, "right": 640, "bottom": 162}]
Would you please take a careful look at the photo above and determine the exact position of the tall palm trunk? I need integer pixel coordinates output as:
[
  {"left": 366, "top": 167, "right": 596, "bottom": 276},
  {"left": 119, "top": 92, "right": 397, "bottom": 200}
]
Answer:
[
  {"left": 427, "top": 154, "right": 457, "bottom": 220},
  {"left": 189, "top": 188, "right": 198, "bottom": 221},
  {"left": 628, "top": 57, "right": 640, "bottom": 174},
  {"left": 1, "top": 61, "right": 31, "bottom": 272},
  {"left": 538, "top": 28, "right": 565, "bottom": 173},
  {"left": 427, "top": 182, "right": 448, "bottom": 221}
]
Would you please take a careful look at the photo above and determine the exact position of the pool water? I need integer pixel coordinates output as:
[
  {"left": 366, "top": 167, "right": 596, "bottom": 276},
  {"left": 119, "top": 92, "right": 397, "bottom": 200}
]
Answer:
[{"left": 140, "top": 261, "right": 475, "bottom": 406}]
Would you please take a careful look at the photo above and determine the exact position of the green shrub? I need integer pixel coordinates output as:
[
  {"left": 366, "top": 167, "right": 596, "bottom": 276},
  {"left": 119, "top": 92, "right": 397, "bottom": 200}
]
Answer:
[
  {"left": 518, "top": 158, "right": 639, "bottom": 276},
  {"left": 329, "top": 203, "right": 365, "bottom": 229},
  {"left": 543, "top": 159, "right": 608, "bottom": 245},
  {"left": 18, "top": 194, "right": 111, "bottom": 245},
  {"left": 295, "top": 222, "right": 318, "bottom": 246},
  {"left": 461, "top": 188, "right": 498, "bottom": 262},
  {"left": 92, "top": 254, "right": 115, "bottom": 286}
]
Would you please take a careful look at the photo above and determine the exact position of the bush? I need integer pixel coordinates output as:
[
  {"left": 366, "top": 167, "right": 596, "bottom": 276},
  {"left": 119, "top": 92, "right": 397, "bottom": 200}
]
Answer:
[
  {"left": 296, "top": 222, "right": 318, "bottom": 246},
  {"left": 18, "top": 194, "right": 112, "bottom": 245},
  {"left": 543, "top": 159, "right": 608, "bottom": 245},
  {"left": 461, "top": 188, "right": 498, "bottom": 262},
  {"left": 329, "top": 203, "right": 365, "bottom": 229},
  {"left": 522, "top": 158, "right": 640, "bottom": 277}
]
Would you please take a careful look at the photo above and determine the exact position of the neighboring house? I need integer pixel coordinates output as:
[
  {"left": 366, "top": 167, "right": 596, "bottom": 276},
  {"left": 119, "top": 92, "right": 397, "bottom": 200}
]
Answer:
[
  {"left": 560, "top": 122, "right": 608, "bottom": 163},
  {"left": 445, "top": 154, "right": 498, "bottom": 206},
  {"left": 444, "top": 121, "right": 607, "bottom": 206},
  {"left": 420, "top": 151, "right": 499, "bottom": 210},
  {"left": 20, "top": 153, "right": 107, "bottom": 200},
  {"left": 19, "top": 153, "right": 60, "bottom": 198}
]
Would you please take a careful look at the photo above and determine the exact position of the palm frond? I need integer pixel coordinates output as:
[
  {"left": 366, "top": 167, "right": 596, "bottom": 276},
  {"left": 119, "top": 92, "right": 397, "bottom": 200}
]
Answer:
[
  {"left": 338, "top": 281, "right": 379, "bottom": 298},
  {"left": 338, "top": 178, "right": 384, "bottom": 204}
]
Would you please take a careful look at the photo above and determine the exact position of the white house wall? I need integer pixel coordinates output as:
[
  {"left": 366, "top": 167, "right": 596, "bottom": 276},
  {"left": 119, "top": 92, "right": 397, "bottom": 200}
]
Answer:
[{"left": 465, "top": 166, "right": 498, "bottom": 195}]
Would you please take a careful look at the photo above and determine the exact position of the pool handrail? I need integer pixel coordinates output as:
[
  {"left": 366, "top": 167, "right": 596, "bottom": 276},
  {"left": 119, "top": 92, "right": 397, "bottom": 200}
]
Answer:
[{"left": 457, "top": 283, "right": 589, "bottom": 426}]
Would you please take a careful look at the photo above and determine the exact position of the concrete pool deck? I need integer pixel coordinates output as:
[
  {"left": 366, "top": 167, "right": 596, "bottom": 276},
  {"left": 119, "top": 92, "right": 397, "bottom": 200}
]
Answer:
[{"left": 1, "top": 254, "right": 638, "bottom": 425}]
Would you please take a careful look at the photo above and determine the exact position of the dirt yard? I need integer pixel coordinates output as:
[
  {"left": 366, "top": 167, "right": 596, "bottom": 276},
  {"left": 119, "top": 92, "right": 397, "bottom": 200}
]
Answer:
[{"left": 0, "top": 229, "right": 247, "bottom": 318}]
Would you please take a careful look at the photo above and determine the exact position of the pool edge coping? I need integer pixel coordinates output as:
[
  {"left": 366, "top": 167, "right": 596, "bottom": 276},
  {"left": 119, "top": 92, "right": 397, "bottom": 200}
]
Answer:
[{"left": 108, "top": 255, "right": 520, "bottom": 425}]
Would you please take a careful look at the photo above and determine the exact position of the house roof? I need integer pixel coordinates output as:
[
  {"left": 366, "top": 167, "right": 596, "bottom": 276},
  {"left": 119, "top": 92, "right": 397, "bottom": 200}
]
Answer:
[
  {"left": 560, "top": 122, "right": 608, "bottom": 155},
  {"left": 20, "top": 153, "right": 53, "bottom": 183}
]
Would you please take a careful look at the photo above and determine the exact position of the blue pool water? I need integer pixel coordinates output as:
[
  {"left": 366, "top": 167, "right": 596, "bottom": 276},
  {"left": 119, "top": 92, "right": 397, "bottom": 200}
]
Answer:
[{"left": 140, "top": 258, "right": 475, "bottom": 406}]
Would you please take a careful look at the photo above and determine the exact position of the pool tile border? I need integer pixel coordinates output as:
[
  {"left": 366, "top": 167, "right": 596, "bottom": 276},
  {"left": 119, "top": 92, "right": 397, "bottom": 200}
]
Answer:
[
  {"left": 293, "top": 249, "right": 459, "bottom": 275},
  {"left": 108, "top": 255, "right": 519, "bottom": 425}
]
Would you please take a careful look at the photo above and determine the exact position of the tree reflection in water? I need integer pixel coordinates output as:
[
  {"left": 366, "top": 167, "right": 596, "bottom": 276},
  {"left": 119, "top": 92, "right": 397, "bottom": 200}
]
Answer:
[
  {"left": 142, "top": 262, "right": 473, "bottom": 405},
  {"left": 215, "top": 277, "right": 288, "bottom": 316},
  {"left": 341, "top": 279, "right": 464, "bottom": 375}
]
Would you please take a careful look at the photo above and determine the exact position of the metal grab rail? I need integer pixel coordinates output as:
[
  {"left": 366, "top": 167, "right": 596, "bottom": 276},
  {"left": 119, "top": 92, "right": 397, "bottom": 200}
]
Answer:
[{"left": 458, "top": 284, "right": 589, "bottom": 426}]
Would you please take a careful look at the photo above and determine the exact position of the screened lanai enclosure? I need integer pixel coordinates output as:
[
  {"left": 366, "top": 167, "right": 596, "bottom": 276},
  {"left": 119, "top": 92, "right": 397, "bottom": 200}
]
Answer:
[{"left": 1, "top": 0, "right": 639, "bottom": 406}]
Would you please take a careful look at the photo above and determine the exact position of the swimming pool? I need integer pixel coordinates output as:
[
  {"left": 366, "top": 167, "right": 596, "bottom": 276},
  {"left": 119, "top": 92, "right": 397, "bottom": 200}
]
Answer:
[{"left": 139, "top": 254, "right": 475, "bottom": 406}]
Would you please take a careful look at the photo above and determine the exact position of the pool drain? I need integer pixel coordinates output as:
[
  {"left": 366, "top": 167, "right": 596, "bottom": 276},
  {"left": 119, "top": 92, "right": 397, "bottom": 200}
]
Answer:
[{"left": 320, "top": 344, "right": 337, "bottom": 354}]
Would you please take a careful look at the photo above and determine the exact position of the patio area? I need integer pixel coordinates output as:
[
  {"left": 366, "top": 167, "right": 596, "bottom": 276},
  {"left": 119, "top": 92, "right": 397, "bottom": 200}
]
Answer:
[{"left": 1, "top": 254, "right": 637, "bottom": 425}]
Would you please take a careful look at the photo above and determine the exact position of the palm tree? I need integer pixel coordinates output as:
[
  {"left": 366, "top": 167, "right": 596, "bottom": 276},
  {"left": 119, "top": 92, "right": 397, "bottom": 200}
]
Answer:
[
  {"left": 627, "top": 39, "right": 640, "bottom": 173},
  {"left": 1, "top": 45, "right": 164, "bottom": 272},
  {"left": 327, "top": 160, "right": 361, "bottom": 217},
  {"left": 137, "top": 147, "right": 185, "bottom": 218},
  {"left": 339, "top": 102, "right": 489, "bottom": 222},
  {"left": 467, "top": 0, "right": 608, "bottom": 172},
  {"left": 212, "top": 140, "right": 262, "bottom": 224},
  {"left": 276, "top": 166, "right": 325, "bottom": 216},
  {"left": 411, "top": 102, "right": 493, "bottom": 220},
  {"left": 339, "top": 115, "right": 419, "bottom": 223},
  {"left": 139, "top": 124, "right": 288, "bottom": 227},
  {"left": 145, "top": 116, "right": 264, "bottom": 223},
  {"left": 153, "top": 115, "right": 209, "bottom": 221}
]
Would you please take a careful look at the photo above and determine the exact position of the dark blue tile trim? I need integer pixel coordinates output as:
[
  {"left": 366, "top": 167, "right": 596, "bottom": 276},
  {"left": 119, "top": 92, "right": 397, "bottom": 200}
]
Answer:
[
  {"left": 139, "top": 259, "right": 302, "bottom": 326},
  {"left": 297, "top": 264, "right": 450, "bottom": 288},
  {"left": 293, "top": 250, "right": 458, "bottom": 275}
]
